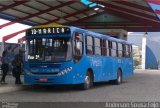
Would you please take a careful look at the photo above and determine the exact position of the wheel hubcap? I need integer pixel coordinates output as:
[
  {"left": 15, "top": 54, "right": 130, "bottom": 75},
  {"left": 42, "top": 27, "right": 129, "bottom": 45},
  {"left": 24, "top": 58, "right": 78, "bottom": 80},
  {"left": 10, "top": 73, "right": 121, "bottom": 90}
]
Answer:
[
  {"left": 118, "top": 74, "right": 121, "bottom": 83},
  {"left": 85, "top": 76, "right": 90, "bottom": 85}
]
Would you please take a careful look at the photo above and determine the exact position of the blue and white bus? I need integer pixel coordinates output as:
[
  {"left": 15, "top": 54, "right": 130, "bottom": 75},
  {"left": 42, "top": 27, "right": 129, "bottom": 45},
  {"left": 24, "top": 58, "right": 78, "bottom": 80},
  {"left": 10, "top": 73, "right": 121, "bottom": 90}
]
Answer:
[{"left": 24, "top": 24, "right": 133, "bottom": 89}]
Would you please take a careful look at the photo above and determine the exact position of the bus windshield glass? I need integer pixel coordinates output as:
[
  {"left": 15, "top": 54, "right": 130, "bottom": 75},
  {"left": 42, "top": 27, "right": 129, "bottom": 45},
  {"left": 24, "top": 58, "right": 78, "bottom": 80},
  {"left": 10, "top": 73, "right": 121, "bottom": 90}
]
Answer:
[{"left": 26, "top": 38, "right": 72, "bottom": 62}]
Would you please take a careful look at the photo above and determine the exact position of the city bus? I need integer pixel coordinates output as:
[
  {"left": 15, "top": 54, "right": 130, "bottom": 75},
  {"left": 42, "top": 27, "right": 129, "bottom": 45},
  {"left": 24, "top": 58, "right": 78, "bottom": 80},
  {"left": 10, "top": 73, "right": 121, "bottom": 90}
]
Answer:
[{"left": 24, "top": 24, "right": 134, "bottom": 89}]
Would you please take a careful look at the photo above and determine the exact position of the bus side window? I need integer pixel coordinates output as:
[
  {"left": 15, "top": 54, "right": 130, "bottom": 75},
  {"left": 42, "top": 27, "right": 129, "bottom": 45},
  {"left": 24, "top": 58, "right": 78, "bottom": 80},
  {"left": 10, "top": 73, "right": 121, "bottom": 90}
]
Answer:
[
  {"left": 86, "top": 36, "right": 93, "bottom": 56},
  {"left": 108, "top": 41, "right": 112, "bottom": 56},
  {"left": 126, "top": 44, "right": 130, "bottom": 58},
  {"left": 112, "top": 41, "right": 117, "bottom": 57},
  {"left": 106, "top": 40, "right": 109, "bottom": 56},
  {"left": 128, "top": 45, "right": 132, "bottom": 58},
  {"left": 130, "top": 45, "right": 133, "bottom": 57},
  {"left": 122, "top": 44, "right": 126, "bottom": 57},
  {"left": 118, "top": 43, "right": 123, "bottom": 58},
  {"left": 101, "top": 39, "right": 106, "bottom": 56},
  {"left": 94, "top": 37, "right": 101, "bottom": 56}
]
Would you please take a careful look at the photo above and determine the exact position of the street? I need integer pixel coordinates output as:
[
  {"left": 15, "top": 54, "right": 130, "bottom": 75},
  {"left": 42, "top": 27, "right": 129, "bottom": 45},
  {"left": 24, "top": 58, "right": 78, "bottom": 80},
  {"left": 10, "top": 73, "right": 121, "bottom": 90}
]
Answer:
[{"left": 0, "top": 70, "right": 160, "bottom": 102}]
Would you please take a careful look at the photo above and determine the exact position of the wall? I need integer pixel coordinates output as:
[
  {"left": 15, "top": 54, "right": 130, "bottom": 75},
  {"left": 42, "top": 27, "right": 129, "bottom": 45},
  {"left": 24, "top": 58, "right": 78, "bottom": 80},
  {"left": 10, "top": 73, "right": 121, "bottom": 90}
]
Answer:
[{"left": 128, "top": 32, "right": 160, "bottom": 69}]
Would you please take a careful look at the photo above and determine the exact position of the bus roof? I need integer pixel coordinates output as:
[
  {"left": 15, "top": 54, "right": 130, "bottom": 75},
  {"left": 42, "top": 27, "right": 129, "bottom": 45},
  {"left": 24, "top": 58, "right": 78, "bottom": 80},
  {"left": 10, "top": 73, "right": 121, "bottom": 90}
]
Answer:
[{"left": 30, "top": 23, "right": 68, "bottom": 29}]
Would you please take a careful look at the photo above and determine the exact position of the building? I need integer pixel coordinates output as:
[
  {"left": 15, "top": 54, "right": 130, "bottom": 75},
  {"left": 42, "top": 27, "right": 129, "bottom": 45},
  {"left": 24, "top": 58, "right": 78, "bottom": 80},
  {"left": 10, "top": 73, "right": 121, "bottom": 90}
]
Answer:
[{"left": 128, "top": 32, "right": 160, "bottom": 69}]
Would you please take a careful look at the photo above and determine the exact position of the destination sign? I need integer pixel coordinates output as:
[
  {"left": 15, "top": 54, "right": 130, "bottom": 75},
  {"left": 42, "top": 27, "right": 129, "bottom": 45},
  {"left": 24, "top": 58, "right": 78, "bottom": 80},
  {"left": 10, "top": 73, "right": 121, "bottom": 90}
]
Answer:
[{"left": 26, "top": 27, "right": 70, "bottom": 35}]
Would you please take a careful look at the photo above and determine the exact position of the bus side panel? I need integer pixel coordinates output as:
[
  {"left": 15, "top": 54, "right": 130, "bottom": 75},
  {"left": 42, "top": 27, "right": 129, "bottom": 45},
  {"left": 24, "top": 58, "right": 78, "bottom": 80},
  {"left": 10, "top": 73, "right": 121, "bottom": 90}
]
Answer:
[
  {"left": 86, "top": 57, "right": 126, "bottom": 82},
  {"left": 88, "top": 56, "right": 102, "bottom": 82},
  {"left": 70, "top": 58, "right": 88, "bottom": 84},
  {"left": 122, "top": 58, "right": 134, "bottom": 78},
  {"left": 91, "top": 57, "right": 119, "bottom": 82},
  {"left": 101, "top": 57, "right": 114, "bottom": 81},
  {"left": 112, "top": 58, "right": 119, "bottom": 80},
  {"left": 79, "top": 56, "right": 113, "bottom": 83},
  {"left": 101, "top": 57, "right": 134, "bottom": 81}
]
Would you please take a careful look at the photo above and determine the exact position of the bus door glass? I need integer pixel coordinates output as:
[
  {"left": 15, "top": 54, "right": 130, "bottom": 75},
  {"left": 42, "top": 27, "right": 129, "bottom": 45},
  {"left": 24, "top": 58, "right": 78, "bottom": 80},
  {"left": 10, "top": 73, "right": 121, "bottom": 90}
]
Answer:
[{"left": 73, "top": 32, "right": 83, "bottom": 63}]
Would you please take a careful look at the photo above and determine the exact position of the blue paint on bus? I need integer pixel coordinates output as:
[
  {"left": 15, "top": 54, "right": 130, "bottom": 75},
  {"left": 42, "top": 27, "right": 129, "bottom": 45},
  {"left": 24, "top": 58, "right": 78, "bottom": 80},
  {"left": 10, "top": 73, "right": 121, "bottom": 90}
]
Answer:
[{"left": 23, "top": 25, "right": 134, "bottom": 85}]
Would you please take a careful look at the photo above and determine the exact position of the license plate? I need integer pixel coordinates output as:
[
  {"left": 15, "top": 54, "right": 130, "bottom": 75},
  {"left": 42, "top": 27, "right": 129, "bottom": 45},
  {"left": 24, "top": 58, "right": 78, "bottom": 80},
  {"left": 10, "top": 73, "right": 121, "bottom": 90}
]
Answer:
[{"left": 39, "top": 78, "right": 48, "bottom": 82}]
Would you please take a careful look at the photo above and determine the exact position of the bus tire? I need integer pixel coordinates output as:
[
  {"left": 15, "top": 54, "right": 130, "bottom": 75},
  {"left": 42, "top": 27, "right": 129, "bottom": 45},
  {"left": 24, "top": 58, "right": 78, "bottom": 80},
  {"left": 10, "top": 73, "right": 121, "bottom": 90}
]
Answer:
[
  {"left": 80, "top": 71, "right": 93, "bottom": 90},
  {"left": 115, "top": 69, "right": 122, "bottom": 85},
  {"left": 109, "top": 69, "right": 122, "bottom": 85}
]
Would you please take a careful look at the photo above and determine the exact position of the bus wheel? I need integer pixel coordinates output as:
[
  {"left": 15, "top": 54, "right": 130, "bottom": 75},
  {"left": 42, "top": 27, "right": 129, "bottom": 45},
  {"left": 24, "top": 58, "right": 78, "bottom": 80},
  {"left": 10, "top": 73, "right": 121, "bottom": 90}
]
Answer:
[
  {"left": 109, "top": 69, "right": 122, "bottom": 85},
  {"left": 81, "top": 71, "right": 93, "bottom": 90},
  {"left": 115, "top": 69, "right": 122, "bottom": 85}
]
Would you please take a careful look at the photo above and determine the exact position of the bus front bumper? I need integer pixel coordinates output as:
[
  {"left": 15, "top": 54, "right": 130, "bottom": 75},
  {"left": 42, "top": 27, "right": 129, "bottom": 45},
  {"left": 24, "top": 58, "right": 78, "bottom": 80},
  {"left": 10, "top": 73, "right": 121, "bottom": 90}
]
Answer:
[{"left": 24, "top": 73, "right": 84, "bottom": 85}]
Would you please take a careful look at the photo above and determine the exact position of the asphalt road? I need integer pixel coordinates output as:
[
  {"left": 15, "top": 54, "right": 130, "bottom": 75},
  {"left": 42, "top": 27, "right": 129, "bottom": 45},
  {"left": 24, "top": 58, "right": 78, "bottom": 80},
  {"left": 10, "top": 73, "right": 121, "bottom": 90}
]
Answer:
[{"left": 0, "top": 70, "right": 160, "bottom": 102}]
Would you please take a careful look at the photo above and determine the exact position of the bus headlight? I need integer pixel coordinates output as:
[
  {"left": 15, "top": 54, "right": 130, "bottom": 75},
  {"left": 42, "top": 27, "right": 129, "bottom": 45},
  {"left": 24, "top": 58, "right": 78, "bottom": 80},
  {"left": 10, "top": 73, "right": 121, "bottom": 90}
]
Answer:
[
  {"left": 24, "top": 69, "right": 32, "bottom": 75},
  {"left": 58, "top": 67, "right": 72, "bottom": 76}
]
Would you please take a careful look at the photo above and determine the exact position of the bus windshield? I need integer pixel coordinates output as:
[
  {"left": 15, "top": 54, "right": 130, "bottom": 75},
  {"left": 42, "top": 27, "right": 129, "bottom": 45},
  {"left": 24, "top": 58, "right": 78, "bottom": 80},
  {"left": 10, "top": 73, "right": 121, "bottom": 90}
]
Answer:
[{"left": 26, "top": 38, "right": 72, "bottom": 62}]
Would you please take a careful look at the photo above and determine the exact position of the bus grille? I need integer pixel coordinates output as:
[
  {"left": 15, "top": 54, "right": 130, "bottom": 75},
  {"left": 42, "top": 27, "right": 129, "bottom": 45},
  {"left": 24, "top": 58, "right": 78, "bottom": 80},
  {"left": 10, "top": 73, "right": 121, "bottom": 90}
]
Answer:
[{"left": 31, "top": 72, "right": 59, "bottom": 75}]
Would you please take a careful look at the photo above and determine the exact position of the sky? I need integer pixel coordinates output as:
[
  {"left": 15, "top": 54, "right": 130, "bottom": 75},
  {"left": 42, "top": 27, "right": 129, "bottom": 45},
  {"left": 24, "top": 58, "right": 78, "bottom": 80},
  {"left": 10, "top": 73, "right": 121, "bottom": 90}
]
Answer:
[
  {"left": 0, "top": 18, "right": 31, "bottom": 43},
  {"left": 149, "top": 2, "right": 160, "bottom": 19}
]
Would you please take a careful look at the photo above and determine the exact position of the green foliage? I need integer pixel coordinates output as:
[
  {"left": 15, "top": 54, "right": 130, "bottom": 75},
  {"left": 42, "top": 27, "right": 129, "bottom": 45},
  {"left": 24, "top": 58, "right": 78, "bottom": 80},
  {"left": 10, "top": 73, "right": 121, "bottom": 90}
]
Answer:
[{"left": 134, "top": 59, "right": 139, "bottom": 68}]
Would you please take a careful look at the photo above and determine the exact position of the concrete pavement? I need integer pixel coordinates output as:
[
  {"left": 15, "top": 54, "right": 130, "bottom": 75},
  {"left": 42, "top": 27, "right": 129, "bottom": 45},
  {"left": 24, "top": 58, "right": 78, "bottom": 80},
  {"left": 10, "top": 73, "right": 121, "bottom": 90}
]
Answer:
[
  {"left": 0, "top": 75, "right": 23, "bottom": 94},
  {"left": 1, "top": 69, "right": 160, "bottom": 102}
]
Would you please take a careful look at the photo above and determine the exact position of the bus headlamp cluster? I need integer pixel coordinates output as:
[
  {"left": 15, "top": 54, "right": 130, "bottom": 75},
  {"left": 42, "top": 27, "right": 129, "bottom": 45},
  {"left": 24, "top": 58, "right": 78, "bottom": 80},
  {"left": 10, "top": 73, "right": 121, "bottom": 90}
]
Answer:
[
  {"left": 58, "top": 67, "right": 72, "bottom": 76},
  {"left": 25, "top": 69, "right": 32, "bottom": 75}
]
